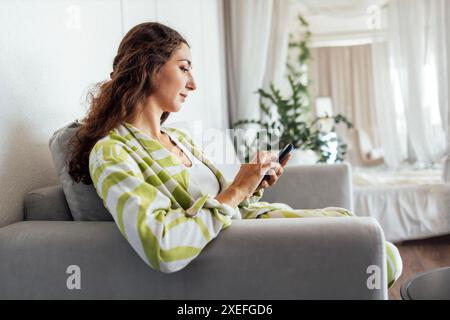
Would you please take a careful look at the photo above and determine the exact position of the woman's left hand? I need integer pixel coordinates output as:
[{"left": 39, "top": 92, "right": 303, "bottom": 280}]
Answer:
[{"left": 257, "top": 152, "right": 292, "bottom": 190}]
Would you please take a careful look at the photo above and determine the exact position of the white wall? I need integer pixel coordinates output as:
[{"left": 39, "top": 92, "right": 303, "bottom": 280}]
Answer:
[{"left": 0, "top": 0, "right": 228, "bottom": 227}]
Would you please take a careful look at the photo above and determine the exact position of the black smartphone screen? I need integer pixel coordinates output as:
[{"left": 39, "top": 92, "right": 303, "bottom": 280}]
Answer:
[
  {"left": 278, "top": 143, "right": 294, "bottom": 163},
  {"left": 260, "top": 144, "right": 294, "bottom": 183}
]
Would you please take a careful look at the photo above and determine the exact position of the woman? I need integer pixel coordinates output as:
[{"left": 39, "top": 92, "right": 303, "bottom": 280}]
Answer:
[{"left": 68, "top": 22, "right": 401, "bottom": 287}]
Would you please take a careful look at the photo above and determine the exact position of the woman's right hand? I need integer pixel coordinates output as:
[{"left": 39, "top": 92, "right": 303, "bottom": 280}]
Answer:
[{"left": 230, "top": 151, "right": 280, "bottom": 199}]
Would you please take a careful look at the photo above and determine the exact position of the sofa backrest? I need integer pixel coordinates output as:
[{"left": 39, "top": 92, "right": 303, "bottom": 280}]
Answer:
[{"left": 24, "top": 185, "right": 73, "bottom": 221}]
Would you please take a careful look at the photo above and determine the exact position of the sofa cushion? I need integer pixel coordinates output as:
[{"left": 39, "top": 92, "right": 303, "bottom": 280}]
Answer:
[{"left": 49, "top": 121, "right": 112, "bottom": 221}]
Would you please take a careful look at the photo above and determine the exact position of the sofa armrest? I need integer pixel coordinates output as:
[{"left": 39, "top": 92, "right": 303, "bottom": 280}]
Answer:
[
  {"left": 23, "top": 185, "right": 73, "bottom": 221},
  {"left": 0, "top": 217, "right": 386, "bottom": 299},
  {"left": 262, "top": 163, "right": 353, "bottom": 211}
]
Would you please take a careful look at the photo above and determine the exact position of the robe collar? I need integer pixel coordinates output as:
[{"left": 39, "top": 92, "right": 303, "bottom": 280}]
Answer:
[{"left": 119, "top": 122, "right": 231, "bottom": 210}]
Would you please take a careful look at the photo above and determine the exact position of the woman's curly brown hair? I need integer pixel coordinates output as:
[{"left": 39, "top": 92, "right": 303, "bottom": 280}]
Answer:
[{"left": 68, "top": 22, "right": 189, "bottom": 185}]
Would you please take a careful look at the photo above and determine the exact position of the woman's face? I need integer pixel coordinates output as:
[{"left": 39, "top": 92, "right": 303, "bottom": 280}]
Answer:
[{"left": 150, "top": 42, "right": 197, "bottom": 113}]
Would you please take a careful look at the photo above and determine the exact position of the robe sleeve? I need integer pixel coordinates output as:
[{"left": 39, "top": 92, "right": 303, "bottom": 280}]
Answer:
[
  {"left": 238, "top": 188, "right": 264, "bottom": 207},
  {"left": 89, "top": 141, "right": 237, "bottom": 273}
]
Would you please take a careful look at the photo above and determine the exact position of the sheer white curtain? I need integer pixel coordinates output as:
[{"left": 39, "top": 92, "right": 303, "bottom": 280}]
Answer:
[
  {"left": 388, "top": 0, "right": 446, "bottom": 165},
  {"left": 430, "top": 0, "right": 450, "bottom": 156},
  {"left": 371, "top": 40, "right": 405, "bottom": 167},
  {"left": 223, "top": 0, "right": 272, "bottom": 126},
  {"left": 262, "top": 0, "right": 291, "bottom": 98},
  {"left": 223, "top": 0, "right": 292, "bottom": 127}
]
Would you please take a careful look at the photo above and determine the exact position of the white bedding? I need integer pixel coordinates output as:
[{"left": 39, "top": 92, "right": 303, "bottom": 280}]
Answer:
[
  {"left": 353, "top": 167, "right": 450, "bottom": 242},
  {"left": 353, "top": 168, "right": 443, "bottom": 187}
]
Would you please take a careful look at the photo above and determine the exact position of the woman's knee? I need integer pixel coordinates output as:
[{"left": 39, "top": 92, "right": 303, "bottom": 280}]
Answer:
[
  {"left": 386, "top": 241, "right": 403, "bottom": 288},
  {"left": 322, "top": 207, "right": 355, "bottom": 217}
]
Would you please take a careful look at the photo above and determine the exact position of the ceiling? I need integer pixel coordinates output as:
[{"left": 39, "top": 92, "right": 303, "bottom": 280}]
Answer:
[
  {"left": 295, "top": 0, "right": 389, "bottom": 18},
  {"left": 289, "top": 0, "right": 390, "bottom": 47}
]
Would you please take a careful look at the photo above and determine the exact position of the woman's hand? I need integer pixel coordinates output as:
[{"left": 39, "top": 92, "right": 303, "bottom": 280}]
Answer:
[
  {"left": 256, "top": 152, "right": 292, "bottom": 190},
  {"left": 215, "top": 151, "right": 292, "bottom": 208},
  {"left": 231, "top": 151, "right": 288, "bottom": 197}
]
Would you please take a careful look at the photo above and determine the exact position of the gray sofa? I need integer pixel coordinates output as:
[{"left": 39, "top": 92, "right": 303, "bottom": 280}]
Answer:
[{"left": 0, "top": 163, "right": 388, "bottom": 299}]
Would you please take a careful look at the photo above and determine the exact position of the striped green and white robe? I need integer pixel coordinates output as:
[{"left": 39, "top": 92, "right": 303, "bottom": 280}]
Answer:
[{"left": 89, "top": 122, "right": 402, "bottom": 286}]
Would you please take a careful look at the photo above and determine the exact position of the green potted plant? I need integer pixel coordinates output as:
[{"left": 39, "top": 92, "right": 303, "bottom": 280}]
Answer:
[{"left": 232, "top": 14, "right": 352, "bottom": 164}]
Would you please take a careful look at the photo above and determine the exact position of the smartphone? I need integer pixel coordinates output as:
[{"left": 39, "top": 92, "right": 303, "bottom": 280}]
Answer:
[{"left": 260, "top": 143, "right": 294, "bottom": 184}]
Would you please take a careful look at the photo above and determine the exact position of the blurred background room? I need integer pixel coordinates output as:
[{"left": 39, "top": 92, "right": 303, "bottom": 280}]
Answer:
[{"left": 1, "top": 0, "right": 450, "bottom": 299}]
